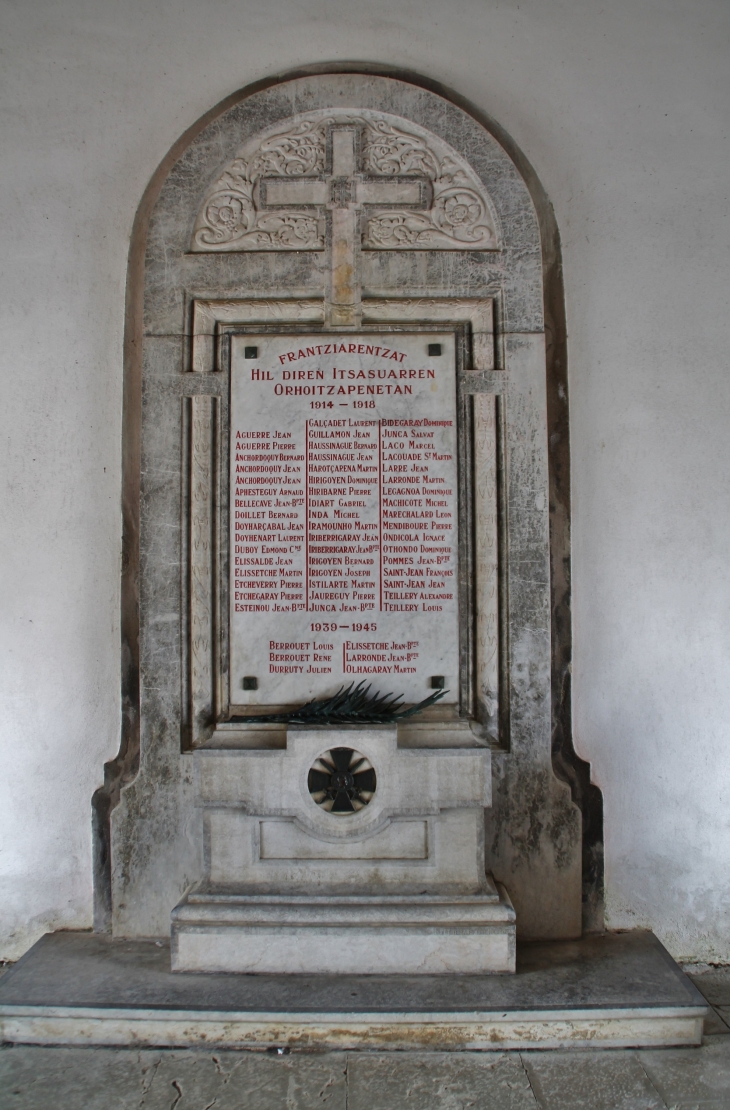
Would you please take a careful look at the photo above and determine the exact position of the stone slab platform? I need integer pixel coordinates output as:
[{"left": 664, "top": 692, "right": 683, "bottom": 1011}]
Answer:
[
  {"left": 0, "top": 930, "right": 707, "bottom": 1051},
  {"left": 171, "top": 890, "right": 516, "bottom": 974}
]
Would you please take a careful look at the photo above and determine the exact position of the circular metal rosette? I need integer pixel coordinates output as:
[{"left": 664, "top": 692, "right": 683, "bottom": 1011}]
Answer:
[{"left": 307, "top": 747, "right": 377, "bottom": 815}]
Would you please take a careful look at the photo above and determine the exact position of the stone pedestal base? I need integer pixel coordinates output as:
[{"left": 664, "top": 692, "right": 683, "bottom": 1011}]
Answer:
[{"left": 171, "top": 888, "right": 516, "bottom": 974}]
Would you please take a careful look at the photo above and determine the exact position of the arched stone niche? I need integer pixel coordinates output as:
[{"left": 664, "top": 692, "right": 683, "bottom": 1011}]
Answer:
[{"left": 96, "top": 69, "right": 602, "bottom": 943}]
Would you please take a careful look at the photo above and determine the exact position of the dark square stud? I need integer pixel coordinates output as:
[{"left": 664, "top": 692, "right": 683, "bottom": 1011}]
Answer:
[
  {"left": 428, "top": 343, "right": 442, "bottom": 357},
  {"left": 242, "top": 676, "right": 258, "bottom": 690},
  {"left": 244, "top": 346, "right": 258, "bottom": 359},
  {"left": 430, "top": 675, "right": 445, "bottom": 689}
]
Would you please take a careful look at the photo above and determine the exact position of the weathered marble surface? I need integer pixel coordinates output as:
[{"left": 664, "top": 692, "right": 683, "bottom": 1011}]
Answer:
[
  {"left": 111, "top": 72, "right": 582, "bottom": 942},
  {"left": 3, "top": 930, "right": 703, "bottom": 1011},
  {"left": 1, "top": 931, "right": 710, "bottom": 1051},
  {"left": 172, "top": 892, "right": 516, "bottom": 974},
  {"left": 173, "top": 722, "right": 513, "bottom": 973}
]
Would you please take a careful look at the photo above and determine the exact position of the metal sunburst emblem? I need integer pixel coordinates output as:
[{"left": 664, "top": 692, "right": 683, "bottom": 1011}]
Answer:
[{"left": 307, "top": 747, "right": 376, "bottom": 815}]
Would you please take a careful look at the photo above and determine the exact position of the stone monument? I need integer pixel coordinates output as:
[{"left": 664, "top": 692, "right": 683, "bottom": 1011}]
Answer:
[{"left": 102, "top": 74, "right": 586, "bottom": 971}]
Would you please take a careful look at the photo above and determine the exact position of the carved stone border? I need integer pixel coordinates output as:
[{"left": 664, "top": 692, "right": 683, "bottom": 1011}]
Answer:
[
  {"left": 190, "top": 296, "right": 493, "bottom": 373},
  {"left": 184, "top": 295, "right": 504, "bottom": 748},
  {"left": 362, "top": 298, "right": 494, "bottom": 372},
  {"left": 187, "top": 396, "right": 218, "bottom": 744},
  {"left": 474, "top": 394, "right": 502, "bottom": 742},
  {"left": 191, "top": 299, "right": 325, "bottom": 373}
]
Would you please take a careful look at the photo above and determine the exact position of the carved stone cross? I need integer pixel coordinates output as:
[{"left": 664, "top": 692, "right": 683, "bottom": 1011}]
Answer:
[{"left": 259, "top": 127, "right": 431, "bottom": 327}]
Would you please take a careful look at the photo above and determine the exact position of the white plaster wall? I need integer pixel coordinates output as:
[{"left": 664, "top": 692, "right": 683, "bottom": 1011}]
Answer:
[{"left": 1, "top": 0, "right": 728, "bottom": 962}]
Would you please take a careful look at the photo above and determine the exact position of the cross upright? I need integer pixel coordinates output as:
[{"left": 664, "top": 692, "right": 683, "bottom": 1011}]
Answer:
[{"left": 259, "top": 125, "right": 431, "bottom": 327}]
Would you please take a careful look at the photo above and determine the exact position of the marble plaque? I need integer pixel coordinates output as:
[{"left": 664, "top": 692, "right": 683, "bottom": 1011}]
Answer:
[{"left": 229, "top": 332, "right": 459, "bottom": 706}]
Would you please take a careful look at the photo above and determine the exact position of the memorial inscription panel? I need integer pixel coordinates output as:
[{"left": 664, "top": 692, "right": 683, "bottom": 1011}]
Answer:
[{"left": 229, "top": 332, "right": 460, "bottom": 707}]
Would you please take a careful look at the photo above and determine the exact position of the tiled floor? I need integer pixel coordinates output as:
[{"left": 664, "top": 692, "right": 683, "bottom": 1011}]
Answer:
[{"left": 1, "top": 969, "right": 729, "bottom": 1109}]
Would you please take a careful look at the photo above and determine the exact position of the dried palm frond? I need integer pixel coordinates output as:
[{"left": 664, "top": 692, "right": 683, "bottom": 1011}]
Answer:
[{"left": 229, "top": 680, "right": 448, "bottom": 725}]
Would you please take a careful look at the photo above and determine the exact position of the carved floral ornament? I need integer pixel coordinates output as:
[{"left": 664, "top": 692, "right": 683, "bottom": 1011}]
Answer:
[{"left": 190, "top": 109, "right": 500, "bottom": 252}]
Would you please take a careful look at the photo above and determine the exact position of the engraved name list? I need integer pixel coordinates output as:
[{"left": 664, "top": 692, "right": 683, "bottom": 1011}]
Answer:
[{"left": 229, "top": 333, "right": 459, "bottom": 706}]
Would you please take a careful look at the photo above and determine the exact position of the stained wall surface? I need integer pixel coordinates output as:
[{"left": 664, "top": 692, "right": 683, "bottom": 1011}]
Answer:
[{"left": 1, "top": 0, "right": 728, "bottom": 961}]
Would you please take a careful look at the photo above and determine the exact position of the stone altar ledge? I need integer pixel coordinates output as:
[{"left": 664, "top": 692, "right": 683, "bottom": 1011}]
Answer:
[
  {"left": 0, "top": 930, "right": 707, "bottom": 1051},
  {"left": 171, "top": 888, "right": 516, "bottom": 975}
]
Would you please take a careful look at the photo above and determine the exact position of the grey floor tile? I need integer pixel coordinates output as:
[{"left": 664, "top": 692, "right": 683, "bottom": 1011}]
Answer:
[
  {"left": 0, "top": 1047, "right": 347, "bottom": 1110},
  {"left": 704, "top": 1006, "right": 730, "bottom": 1036},
  {"left": 0, "top": 1045, "right": 163, "bottom": 1110},
  {"left": 346, "top": 1052, "right": 538, "bottom": 1110},
  {"left": 521, "top": 1050, "right": 666, "bottom": 1110},
  {"left": 639, "top": 1040, "right": 730, "bottom": 1108},
  {"left": 141, "top": 1050, "right": 346, "bottom": 1110},
  {"left": 688, "top": 970, "right": 730, "bottom": 1007}
]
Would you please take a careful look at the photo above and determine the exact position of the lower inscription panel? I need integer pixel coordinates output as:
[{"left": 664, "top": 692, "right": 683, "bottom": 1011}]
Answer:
[{"left": 229, "top": 332, "right": 459, "bottom": 706}]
